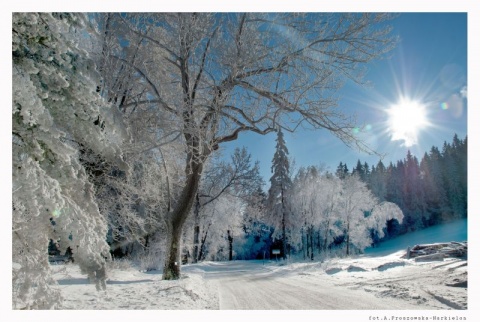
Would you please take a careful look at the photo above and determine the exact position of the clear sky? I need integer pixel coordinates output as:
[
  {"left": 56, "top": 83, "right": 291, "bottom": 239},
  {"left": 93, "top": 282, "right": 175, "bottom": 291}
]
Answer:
[{"left": 220, "top": 13, "right": 468, "bottom": 184}]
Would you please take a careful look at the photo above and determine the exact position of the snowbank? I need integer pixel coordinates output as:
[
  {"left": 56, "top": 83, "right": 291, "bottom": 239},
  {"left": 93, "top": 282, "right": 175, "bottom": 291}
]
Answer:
[{"left": 49, "top": 262, "right": 219, "bottom": 310}]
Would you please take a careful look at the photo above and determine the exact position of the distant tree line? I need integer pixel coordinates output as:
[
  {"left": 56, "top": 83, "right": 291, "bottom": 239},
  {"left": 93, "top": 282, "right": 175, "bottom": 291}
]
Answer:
[{"left": 336, "top": 134, "right": 467, "bottom": 242}]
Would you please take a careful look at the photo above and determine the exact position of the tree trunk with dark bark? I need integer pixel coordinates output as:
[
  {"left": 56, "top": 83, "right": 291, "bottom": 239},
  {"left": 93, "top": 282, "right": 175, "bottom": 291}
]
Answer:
[
  {"left": 282, "top": 216, "right": 287, "bottom": 260},
  {"left": 317, "top": 230, "right": 321, "bottom": 255},
  {"left": 281, "top": 184, "right": 287, "bottom": 260},
  {"left": 302, "top": 226, "right": 306, "bottom": 260},
  {"left": 346, "top": 221, "right": 350, "bottom": 256},
  {"left": 306, "top": 227, "right": 310, "bottom": 258},
  {"left": 162, "top": 163, "right": 203, "bottom": 280},
  {"left": 198, "top": 228, "right": 209, "bottom": 262},
  {"left": 163, "top": 220, "right": 183, "bottom": 280},
  {"left": 192, "top": 193, "right": 200, "bottom": 263},
  {"left": 309, "top": 225, "right": 314, "bottom": 260},
  {"left": 323, "top": 219, "right": 330, "bottom": 252},
  {"left": 227, "top": 230, "right": 233, "bottom": 261}
]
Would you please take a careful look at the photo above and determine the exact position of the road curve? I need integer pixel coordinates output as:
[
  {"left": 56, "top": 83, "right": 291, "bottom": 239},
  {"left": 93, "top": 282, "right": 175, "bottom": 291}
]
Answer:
[{"left": 197, "top": 261, "right": 432, "bottom": 310}]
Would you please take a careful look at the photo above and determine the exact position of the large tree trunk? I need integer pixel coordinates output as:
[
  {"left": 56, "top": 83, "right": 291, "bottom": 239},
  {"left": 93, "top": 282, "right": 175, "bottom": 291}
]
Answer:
[
  {"left": 163, "top": 220, "right": 182, "bottom": 280},
  {"left": 163, "top": 163, "right": 203, "bottom": 280}
]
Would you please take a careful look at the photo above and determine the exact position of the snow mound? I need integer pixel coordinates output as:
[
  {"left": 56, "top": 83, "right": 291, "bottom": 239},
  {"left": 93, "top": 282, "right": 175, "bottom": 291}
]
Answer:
[
  {"left": 347, "top": 265, "right": 368, "bottom": 272},
  {"left": 376, "top": 261, "right": 406, "bottom": 271},
  {"left": 51, "top": 263, "right": 219, "bottom": 309},
  {"left": 325, "top": 267, "right": 343, "bottom": 275}
]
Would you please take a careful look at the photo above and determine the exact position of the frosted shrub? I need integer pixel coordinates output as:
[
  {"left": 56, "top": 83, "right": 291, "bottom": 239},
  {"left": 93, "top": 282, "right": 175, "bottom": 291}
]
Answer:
[
  {"left": 131, "top": 233, "right": 166, "bottom": 272},
  {"left": 12, "top": 13, "right": 127, "bottom": 308}
]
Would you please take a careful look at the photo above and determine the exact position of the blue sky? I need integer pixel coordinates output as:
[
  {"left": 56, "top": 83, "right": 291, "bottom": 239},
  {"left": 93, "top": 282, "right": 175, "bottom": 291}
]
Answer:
[{"left": 220, "top": 13, "right": 468, "bottom": 183}]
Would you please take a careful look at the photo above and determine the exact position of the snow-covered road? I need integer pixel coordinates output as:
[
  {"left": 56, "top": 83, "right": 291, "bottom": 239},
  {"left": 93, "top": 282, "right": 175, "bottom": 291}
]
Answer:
[
  {"left": 187, "top": 261, "right": 436, "bottom": 309},
  {"left": 47, "top": 247, "right": 467, "bottom": 310}
]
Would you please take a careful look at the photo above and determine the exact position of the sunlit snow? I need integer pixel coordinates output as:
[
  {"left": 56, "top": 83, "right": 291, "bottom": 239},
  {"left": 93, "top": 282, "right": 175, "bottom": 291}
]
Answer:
[{"left": 40, "top": 219, "right": 467, "bottom": 311}]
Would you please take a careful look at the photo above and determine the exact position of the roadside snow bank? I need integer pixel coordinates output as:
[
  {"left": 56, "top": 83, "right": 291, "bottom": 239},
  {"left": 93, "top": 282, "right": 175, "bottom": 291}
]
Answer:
[
  {"left": 320, "top": 251, "right": 467, "bottom": 309},
  {"left": 252, "top": 248, "right": 467, "bottom": 310},
  {"left": 51, "top": 263, "right": 219, "bottom": 309}
]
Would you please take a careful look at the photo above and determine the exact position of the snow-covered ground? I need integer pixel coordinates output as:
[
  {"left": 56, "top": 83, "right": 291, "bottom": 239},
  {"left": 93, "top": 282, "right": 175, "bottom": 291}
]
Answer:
[
  {"left": 186, "top": 255, "right": 467, "bottom": 310},
  {"left": 9, "top": 219, "right": 473, "bottom": 320},
  {"left": 364, "top": 218, "right": 467, "bottom": 257},
  {"left": 49, "top": 261, "right": 218, "bottom": 310},
  {"left": 44, "top": 248, "right": 466, "bottom": 310}
]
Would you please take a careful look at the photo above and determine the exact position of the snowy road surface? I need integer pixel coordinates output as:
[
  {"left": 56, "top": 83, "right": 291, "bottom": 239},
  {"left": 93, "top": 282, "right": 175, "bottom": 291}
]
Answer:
[
  {"left": 185, "top": 260, "right": 442, "bottom": 309},
  {"left": 49, "top": 248, "right": 467, "bottom": 310}
]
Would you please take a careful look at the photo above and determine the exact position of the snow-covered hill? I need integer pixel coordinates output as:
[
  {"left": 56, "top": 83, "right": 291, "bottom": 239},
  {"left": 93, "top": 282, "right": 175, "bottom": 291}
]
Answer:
[{"left": 364, "top": 218, "right": 467, "bottom": 257}]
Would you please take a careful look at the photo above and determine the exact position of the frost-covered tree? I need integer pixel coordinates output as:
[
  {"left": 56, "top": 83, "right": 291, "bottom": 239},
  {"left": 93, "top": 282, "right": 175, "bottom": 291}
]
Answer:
[
  {"left": 94, "top": 12, "right": 396, "bottom": 278},
  {"left": 290, "top": 167, "right": 310, "bottom": 258},
  {"left": 338, "top": 175, "right": 377, "bottom": 255},
  {"left": 317, "top": 175, "right": 344, "bottom": 253},
  {"left": 12, "top": 13, "right": 128, "bottom": 308},
  {"left": 289, "top": 166, "right": 402, "bottom": 258},
  {"left": 368, "top": 201, "right": 404, "bottom": 240},
  {"left": 189, "top": 193, "right": 245, "bottom": 262},
  {"left": 237, "top": 187, "right": 271, "bottom": 260},
  {"left": 290, "top": 166, "right": 333, "bottom": 260},
  {"left": 95, "top": 153, "right": 170, "bottom": 261},
  {"left": 191, "top": 147, "right": 263, "bottom": 262},
  {"left": 337, "top": 175, "right": 404, "bottom": 255},
  {"left": 267, "top": 129, "right": 293, "bottom": 259},
  {"left": 75, "top": 13, "right": 188, "bottom": 267}
]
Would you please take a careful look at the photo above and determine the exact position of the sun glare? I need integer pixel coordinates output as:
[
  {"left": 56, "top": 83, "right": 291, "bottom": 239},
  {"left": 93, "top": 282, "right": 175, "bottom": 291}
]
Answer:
[{"left": 387, "top": 98, "right": 428, "bottom": 147}]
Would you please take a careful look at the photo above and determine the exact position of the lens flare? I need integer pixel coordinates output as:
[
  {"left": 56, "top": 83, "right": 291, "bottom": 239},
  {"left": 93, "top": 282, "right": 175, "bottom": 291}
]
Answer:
[{"left": 387, "top": 98, "right": 429, "bottom": 147}]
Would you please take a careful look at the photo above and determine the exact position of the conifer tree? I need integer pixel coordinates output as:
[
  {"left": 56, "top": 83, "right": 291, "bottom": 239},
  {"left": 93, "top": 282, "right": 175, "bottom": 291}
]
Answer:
[
  {"left": 419, "top": 148, "right": 447, "bottom": 224},
  {"left": 403, "top": 151, "right": 427, "bottom": 229},
  {"left": 335, "top": 162, "right": 349, "bottom": 179},
  {"left": 353, "top": 159, "right": 365, "bottom": 180},
  {"left": 267, "top": 129, "right": 292, "bottom": 259},
  {"left": 442, "top": 140, "right": 465, "bottom": 218},
  {"left": 369, "top": 160, "right": 387, "bottom": 202}
]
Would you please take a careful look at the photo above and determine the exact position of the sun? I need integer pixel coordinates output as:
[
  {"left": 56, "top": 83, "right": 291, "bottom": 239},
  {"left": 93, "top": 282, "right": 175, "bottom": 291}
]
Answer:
[{"left": 387, "top": 98, "right": 428, "bottom": 147}]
